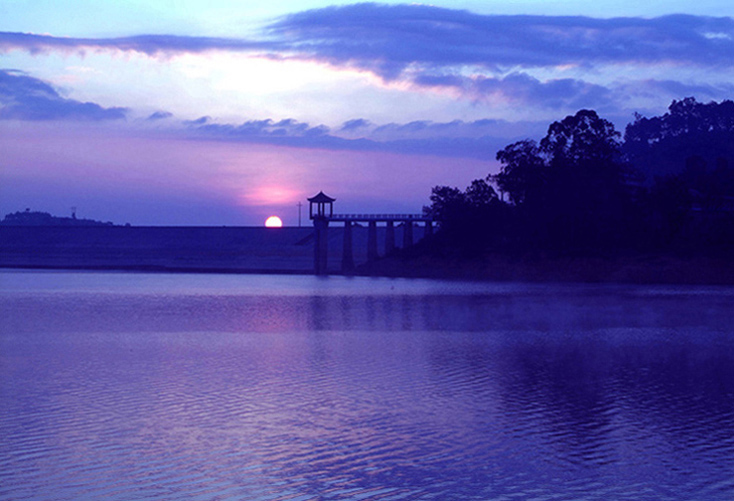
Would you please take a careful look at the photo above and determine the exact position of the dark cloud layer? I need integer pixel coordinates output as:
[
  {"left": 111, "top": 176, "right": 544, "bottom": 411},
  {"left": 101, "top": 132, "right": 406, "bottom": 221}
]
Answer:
[
  {"left": 0, "top": 69, "right": 127, "bottom": 120},
  {"left": 269, "top": 4, "right": 734, "bottom": 73},
  {"left": 1, "top": 4, "right": 731, "bottom": 112},
  {"left": 266, "top": 4, "right": 733, "bottom": 109},
  {"left": 2, "top": 5, "right": 732, "bottom": 71},
  {"left": 2, "top": 4, "right": 731, "bottom": 156}
]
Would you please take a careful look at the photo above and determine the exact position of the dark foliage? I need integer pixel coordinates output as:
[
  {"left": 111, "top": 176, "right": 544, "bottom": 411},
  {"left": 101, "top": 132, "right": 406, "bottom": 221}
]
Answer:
[
  {"left": 425, "top": 179, "right": 509, "bottom": 254},
  {"left": 427, "top": 99, "right": 734, "bottom": 256},
  {"left": 623, "top": 97, "right": 734, "bottom": 180}
]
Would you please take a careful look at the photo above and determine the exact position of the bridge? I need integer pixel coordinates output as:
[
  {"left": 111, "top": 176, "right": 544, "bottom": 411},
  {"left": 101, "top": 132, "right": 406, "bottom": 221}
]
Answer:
[
  {"left": 308, "top": 192, "right": 435, "bottom": 275},
  {"left": 328, "top": 214, "right": 433, "bottom": 221}
]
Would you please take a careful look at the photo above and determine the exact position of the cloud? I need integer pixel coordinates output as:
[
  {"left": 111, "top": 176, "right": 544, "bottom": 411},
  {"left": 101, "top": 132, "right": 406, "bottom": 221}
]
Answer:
[
  {"left": 189, "top": 116, "right": 519, "bottom": 162},
  {"left": 185, "top": 115, "right": 211, "bottom": 125},
  {"left": 3, "top": 70, "right": 508, "bottom": 161},
  {"left": 147, "top": 111, "right": 173, "bottom": 121},
  {"left": 1, "top": 6, "right": 731, "bottom": 113},
  {"left": 0, "top": 31, "right": 270, "bottom": 56},
  {"left": 197, "top": 118, "right": 331, "bottom": 139},
  {"left": 370, "top": 118, "right": 529, "bottom": 139},
  {"left": 194, "top": 118, "right": 370, "bottom": 151},
  {"left": 414, "top": 72, "right": 614, "bottom": 109},
  {"left": 339, "top": 118, "right": 372, "bottom": 132},
  {"left": 269, "top": 5, "right": 734, "bottom": 73},
  {"left": 2, "top": 66, "right": 703, "bottom": 164},
  {"left": 0, "top": 69, "right": 128, "bottom": 120},
  {"left": 615, "top": 79, "right": 734, "bottom": 100},
  {"left": 2, "top": 6, "right": 732, "bottom": 71}
]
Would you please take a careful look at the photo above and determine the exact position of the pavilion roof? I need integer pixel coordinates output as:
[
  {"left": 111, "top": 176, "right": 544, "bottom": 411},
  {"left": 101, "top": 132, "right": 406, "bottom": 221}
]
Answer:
[{"left": 307, "top": 191, "right": 336, "bottom": 203}]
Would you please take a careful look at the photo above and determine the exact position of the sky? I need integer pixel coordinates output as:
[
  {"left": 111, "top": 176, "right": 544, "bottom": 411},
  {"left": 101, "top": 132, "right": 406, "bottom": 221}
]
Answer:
[{"left": 1, "top": 1, "right": 733, "bottom": 226}]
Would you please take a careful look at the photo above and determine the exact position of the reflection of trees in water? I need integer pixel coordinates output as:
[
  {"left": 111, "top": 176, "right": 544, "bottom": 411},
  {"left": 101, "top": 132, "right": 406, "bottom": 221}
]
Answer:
[
  {"left": 416, "top": 303, "right": 734, "bottom": 488},
  {"left": 302, "top": 289, "right": 733, "bottom": 334},
  {"left": 307, "top": 295, "right": 329, "bottom": 331},
  {"left": 492, "top": 333, "right": 734, "bottom": 470}
]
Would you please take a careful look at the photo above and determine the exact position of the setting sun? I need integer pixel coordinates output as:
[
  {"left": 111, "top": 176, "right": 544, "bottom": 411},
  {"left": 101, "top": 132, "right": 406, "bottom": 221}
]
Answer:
[{"left": 264, "top": 215, "right": 283, "bottom": 228}]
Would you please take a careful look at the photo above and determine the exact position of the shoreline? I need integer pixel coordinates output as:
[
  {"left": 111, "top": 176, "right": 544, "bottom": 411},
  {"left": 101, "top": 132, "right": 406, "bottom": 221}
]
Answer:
[
  {"left": 2, "top": 225, "right": 733, "bottom": 285},
  {"left": 4, "top": 252, "right": 734, "bottom": 286},
  {"left": 353, "top": 252, "right": 734, "bottom": 286},
  {"left": 0, "top": 264, "right": 313, "bottom": 276}
]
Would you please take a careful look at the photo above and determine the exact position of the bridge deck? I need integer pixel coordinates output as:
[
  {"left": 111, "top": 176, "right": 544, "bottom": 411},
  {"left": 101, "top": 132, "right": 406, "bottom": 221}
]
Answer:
[{"left": 326, "top": 214, "right": 434, "bottom": 222}]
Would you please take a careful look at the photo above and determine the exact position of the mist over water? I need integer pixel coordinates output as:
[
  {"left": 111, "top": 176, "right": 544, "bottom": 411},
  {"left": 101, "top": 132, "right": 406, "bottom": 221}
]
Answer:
[{"left": 1, "top": 271, "right": 733, "bottom": 500}]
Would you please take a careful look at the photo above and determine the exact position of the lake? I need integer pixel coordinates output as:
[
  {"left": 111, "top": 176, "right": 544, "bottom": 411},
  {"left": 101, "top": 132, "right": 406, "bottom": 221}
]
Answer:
[{"left": 1, "top": 270, "right": 733, "bottom": 500}]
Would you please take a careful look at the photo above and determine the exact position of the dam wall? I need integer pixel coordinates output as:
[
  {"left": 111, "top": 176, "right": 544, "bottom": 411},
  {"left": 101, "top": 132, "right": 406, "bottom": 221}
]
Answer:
[
  {"left": 0, "top": 226, "right": 315, "bottom": 273},
  {"left": 0, "top": 225, "right": 408, "bottom": 274}
]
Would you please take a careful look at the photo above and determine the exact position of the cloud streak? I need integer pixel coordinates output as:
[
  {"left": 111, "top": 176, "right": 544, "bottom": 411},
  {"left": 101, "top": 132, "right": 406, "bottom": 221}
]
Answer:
[
  {"left": 192, "top": 117, "right": 516, "bottom": 161},
  {"left": 0, "top": 69, "right": 128, "bottom": 120},
  {"left": 414, "top": 72, "right": 615, "bottom": 109},
  {"left": 0, "top": 68, "right": 520, "bottom": 159},
  {"left": 0, "top": 32, "right": 271, "bottom": 56},
  {"left": 4, "top": 66, "right": 730, "bottom": 164}
]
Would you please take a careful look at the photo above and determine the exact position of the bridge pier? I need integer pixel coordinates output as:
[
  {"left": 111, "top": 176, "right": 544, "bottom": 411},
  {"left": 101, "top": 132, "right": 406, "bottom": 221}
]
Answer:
[
  {"left": 385, "top": 221, "right": 395, "bottom": 255},
  {"left": 341, "top": 221, "right": 355, "bottom": 273},
  {"left": 314, "top": 217, "right": 329, "bottom": 275},
  {"left": 367, "top": 221, "right": 379, "bottom": 261},
  {"left": 308, "top": 191, "right": 435, "bottom": 274},
  {"left": 403, "top": 221, "right": 413, "bottom": 248}
]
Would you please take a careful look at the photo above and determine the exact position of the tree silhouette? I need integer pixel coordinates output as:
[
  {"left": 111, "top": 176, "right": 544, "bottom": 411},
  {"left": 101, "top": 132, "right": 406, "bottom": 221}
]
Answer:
[
  {"left": 494, "top": 139, "right": 546, "bottom": 205},
  {"left": 426, "top": 185, "right": 465, "bottom": 222},
  {"left": 624, "top": 99, "right": 734, "bottom": 249},
  {"left": 426, "top": 100, "right": 734, "bottom": 257},
  {"left": 495, "top": 109, "right": 633, "bottom": 250},
  {"left": 426, "top": 180, "right": 504, "bottom": 253},
  {"left": 624, "top": 97, "right": 734, "bottom": 180},
  {"left": 465, "top": 179, "right": 498, "bottom": 208}
]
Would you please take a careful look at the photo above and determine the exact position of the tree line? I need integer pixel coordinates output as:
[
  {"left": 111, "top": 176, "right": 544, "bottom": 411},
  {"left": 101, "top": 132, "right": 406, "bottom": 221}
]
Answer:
[{"left": 425, "top": 97, "right": 734, "bottom": 256}]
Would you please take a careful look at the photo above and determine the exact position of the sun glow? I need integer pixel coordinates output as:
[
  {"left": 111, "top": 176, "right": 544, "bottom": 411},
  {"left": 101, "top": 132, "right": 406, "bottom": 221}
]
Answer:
[{"left": 265, "top": 215, "right": 283, "bottom": 227}]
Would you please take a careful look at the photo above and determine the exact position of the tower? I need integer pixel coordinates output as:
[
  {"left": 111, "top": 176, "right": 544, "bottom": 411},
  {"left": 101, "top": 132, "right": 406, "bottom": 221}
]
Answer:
[
  {"left": 308, "top": 191, "right": 336, "bottom": 274},
  {"left": 307, "top": 191, "right": 335, "bottom": 219}
]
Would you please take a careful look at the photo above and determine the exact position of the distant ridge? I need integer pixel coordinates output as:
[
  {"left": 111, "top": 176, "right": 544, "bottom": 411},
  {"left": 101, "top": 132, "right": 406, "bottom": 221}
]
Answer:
[{"left": 1, "top": 209, "right": 115, "bottom": 227}]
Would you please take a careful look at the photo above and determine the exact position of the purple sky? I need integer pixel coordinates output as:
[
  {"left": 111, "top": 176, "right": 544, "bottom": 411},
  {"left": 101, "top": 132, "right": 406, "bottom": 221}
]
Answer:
[{"left": 1, "top": 2, "right": 733, "bottom": 225}]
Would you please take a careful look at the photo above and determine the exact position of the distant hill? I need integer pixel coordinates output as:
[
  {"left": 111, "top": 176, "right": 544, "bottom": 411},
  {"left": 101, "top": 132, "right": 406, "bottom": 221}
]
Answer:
[{"left": 0, "top": 210, "right": 115, "bottom": 227}]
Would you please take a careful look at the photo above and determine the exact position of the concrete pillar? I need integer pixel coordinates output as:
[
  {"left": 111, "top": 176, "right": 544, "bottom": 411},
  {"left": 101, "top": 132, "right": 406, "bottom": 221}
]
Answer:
[
  {"left": 367, "top": 221, "right": 379, "bottom": 261},
  {"left": 424, "top": 220, "right": 433, "bottom": 239},
  {"left": 341, "top": 220, "right": 355, "bottom": 273},
  {"left": 403, "top": 220, "right": 413, "bottom": 248},
  {"left": 385, "top": 221, "right": 395, "bottom": 255},
  {"left": 314, "top": 218, "right": 329, "bottom": 275}
]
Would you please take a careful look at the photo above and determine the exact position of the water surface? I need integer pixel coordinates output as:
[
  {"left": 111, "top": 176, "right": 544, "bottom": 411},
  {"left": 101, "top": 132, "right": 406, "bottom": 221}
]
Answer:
[{"left": 1, "top": 270, "right": 733, "bottom": 500}]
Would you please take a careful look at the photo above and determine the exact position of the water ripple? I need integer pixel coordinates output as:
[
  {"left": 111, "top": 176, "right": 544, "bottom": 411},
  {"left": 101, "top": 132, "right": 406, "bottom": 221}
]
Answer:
[{"left": 2, "top": 274, "right": 734, "bottom": 499}]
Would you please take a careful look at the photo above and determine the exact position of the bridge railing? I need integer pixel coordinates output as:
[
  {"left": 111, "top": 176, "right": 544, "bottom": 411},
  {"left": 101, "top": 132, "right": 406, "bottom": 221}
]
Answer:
[{"left": 328, "top": 213, "right": 433, "bottom": 221}]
